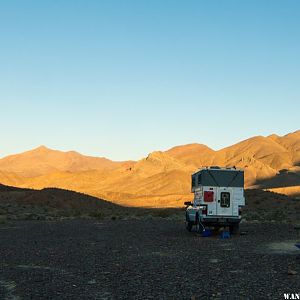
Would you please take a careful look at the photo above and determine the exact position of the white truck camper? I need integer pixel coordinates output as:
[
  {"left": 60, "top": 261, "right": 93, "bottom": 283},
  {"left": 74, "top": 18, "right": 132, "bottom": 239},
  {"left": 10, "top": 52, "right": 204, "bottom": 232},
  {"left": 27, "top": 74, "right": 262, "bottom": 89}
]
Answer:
[{"left": 185, "top": 166, "right": 245, "bottom": 233}]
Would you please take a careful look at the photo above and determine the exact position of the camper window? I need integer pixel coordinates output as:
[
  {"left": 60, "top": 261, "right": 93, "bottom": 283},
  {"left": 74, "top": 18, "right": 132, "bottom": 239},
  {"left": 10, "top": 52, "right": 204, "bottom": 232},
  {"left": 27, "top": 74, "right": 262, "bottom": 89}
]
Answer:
[
  {"left": 192, "top": 175, "right": 196, "bottom": 188},
  {"left": 197, "top": 173, "right": 202, "bottom": 185}
]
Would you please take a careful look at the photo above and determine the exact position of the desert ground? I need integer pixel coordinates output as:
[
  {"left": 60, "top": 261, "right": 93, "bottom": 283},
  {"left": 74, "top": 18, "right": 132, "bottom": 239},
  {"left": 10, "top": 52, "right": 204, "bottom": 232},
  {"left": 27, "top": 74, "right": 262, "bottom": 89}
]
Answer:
[
  {"left": 0, "top": 182, "right": 299, "bottom": 299},
  {"left": 0, "top": 219, "right": 299, "bottom": 299},
  {"left": 0, "top": 185, "right": 299, "bottom": 299}
]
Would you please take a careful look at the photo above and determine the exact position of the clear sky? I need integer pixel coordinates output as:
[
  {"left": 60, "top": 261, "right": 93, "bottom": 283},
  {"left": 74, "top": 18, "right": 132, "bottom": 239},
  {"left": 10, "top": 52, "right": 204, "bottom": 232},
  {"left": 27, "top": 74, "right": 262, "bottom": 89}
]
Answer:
[{"left": 1, "top": 0, "right": 299, "bottom": 161}]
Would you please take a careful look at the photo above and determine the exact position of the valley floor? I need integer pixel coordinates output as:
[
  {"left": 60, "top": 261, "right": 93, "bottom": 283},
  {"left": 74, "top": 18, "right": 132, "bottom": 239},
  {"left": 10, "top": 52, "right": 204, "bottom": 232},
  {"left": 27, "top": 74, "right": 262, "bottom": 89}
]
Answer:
[{"left": 0, "top": 220, "right": 299, "bottom": 299}]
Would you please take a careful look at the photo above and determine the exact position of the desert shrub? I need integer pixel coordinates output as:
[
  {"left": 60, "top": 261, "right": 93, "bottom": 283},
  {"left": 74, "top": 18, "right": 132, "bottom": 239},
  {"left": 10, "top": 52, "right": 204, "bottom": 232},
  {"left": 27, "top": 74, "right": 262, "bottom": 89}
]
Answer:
[
  {"left": 152, "top": 209, "right": 172, "bottom": 218},
  {"left": 90, "top": 211, "right": 103, "bottom": 219}
]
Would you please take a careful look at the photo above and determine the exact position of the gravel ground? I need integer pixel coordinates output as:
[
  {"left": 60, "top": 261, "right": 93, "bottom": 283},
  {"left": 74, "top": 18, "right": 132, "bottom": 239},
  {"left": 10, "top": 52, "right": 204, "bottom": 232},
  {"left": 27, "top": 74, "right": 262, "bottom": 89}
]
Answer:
[{"left": 0, "top": 219, "right": 299, "bottom": 300}]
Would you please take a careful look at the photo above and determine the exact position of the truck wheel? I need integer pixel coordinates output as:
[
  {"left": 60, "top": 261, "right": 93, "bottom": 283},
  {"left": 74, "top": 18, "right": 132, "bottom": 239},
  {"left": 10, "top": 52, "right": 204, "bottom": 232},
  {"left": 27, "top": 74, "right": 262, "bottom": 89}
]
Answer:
[
  {"left": 230, "top": 224, "right": 239, "bottom": 234},
  {"left": 186, "top": 221, "right": 193, "bottom": 232},
  {"left": 185, "top": 213, "right": 193, "bottom": 232},
  {"left": 195, "top": 213, "right": 204, "bottom": 233}
]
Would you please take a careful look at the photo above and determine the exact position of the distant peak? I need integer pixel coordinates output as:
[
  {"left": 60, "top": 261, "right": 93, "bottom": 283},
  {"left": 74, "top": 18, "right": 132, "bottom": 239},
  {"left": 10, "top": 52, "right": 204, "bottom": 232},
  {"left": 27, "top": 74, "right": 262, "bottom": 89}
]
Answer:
[
  {"left": 144, "top": 151, "right": 177, "bottom": 163},
  {"left": 33, "top": 145, "right": 51, "bottom": 152},
  {"left": 166, "top": 143, "right": 214, "bottom": 153},
  {"left": 268, "top": 134, "right": 279, "bottom": 140},
  {"left": 289, "top": 129, "right": 300, "bottom": 135},
  {"left": 146, "top": 151, "right": 164, "bottom": 160}
]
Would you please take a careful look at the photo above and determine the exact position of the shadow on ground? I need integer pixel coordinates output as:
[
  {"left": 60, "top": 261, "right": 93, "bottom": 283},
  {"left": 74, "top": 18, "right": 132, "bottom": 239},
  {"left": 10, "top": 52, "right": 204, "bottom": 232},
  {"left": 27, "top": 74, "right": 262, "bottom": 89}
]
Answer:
[
  {"left": 0, "top": 184, "right": 299, "bottom": 225},
  {"left": 0, "top": 184, "right": 183, "bottom": 221},
  {"left": 254, "top": 169, "right": 300, "bottom": 191}
]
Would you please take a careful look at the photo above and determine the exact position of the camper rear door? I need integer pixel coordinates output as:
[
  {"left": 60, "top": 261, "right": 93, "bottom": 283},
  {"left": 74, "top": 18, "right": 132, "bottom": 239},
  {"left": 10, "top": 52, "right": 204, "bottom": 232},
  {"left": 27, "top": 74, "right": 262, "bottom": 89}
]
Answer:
[{"left": 216, "top": 188, "right": 234, "bottom": 216}]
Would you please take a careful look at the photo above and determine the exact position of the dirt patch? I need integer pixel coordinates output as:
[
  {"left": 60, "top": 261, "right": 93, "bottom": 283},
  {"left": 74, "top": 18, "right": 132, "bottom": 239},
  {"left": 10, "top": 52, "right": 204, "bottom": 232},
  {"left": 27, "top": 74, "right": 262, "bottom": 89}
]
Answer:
[
  {"left": 0, "top": 280, "right": 20, "bottom": 300},
  {"left": 266, "top": 241, "right": 300, "bottom": 255}
]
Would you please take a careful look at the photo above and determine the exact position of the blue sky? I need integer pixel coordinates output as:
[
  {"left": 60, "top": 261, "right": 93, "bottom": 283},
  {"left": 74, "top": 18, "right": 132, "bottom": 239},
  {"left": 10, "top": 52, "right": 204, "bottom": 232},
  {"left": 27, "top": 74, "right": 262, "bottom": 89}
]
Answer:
[{"left": 1, "top": 0, "right": 299, "bottom": 160}]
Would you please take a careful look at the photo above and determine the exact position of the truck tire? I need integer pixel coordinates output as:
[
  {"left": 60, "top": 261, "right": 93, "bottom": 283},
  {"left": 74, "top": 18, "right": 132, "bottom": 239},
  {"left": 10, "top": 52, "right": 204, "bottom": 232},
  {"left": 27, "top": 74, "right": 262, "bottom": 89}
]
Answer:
[
  {"left": 185, "top": 213, "right": 193, "bottom": 232},
  {"left": 186, "top": 221, "right": 193, "bottom": 232},
  {"left": 230, "top": 223, "right": 239, "bottom": 234},
  {"left": 195, "top": 213, "right": 204, "bottom": 233}
]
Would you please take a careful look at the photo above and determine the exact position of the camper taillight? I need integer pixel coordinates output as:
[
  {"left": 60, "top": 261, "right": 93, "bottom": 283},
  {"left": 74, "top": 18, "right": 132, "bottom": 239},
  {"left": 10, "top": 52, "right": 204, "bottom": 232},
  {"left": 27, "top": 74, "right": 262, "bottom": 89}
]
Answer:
[
  {"left": 204, "top": 191, "right": 214, "bottom": 202},
  {"left": 201, "top": 205, "right": 207, "bottom": 215}
]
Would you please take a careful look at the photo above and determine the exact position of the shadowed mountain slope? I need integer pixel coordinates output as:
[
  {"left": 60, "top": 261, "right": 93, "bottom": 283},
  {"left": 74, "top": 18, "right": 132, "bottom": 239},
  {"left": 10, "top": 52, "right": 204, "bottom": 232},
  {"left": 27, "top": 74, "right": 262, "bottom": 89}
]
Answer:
[
  {"left": 0, "top": 184, "right": 299, "bottom": 223},
  {"left": 0, "top": 183, "right": 119, "bottom": 212}
]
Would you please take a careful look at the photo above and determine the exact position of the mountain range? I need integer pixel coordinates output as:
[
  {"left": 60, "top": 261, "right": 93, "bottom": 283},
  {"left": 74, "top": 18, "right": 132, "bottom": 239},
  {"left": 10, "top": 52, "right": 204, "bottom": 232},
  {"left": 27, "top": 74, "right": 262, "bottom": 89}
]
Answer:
[{"left": 0, "top": 130, "right": 299, "bottom": 207}]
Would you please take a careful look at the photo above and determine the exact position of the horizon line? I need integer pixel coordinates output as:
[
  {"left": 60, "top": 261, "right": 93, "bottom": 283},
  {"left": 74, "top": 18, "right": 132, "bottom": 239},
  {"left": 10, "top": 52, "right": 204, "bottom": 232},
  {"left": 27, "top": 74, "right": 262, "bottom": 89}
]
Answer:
[{"left": 1, "top": 129, "right": 299, "bottom": 162}]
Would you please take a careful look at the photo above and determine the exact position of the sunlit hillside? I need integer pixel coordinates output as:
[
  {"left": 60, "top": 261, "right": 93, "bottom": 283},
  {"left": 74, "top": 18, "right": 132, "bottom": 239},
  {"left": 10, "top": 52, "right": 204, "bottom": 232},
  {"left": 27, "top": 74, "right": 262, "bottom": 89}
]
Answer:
[{"left": 0, "top": 130, "right": 299, "bottom": 207}]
